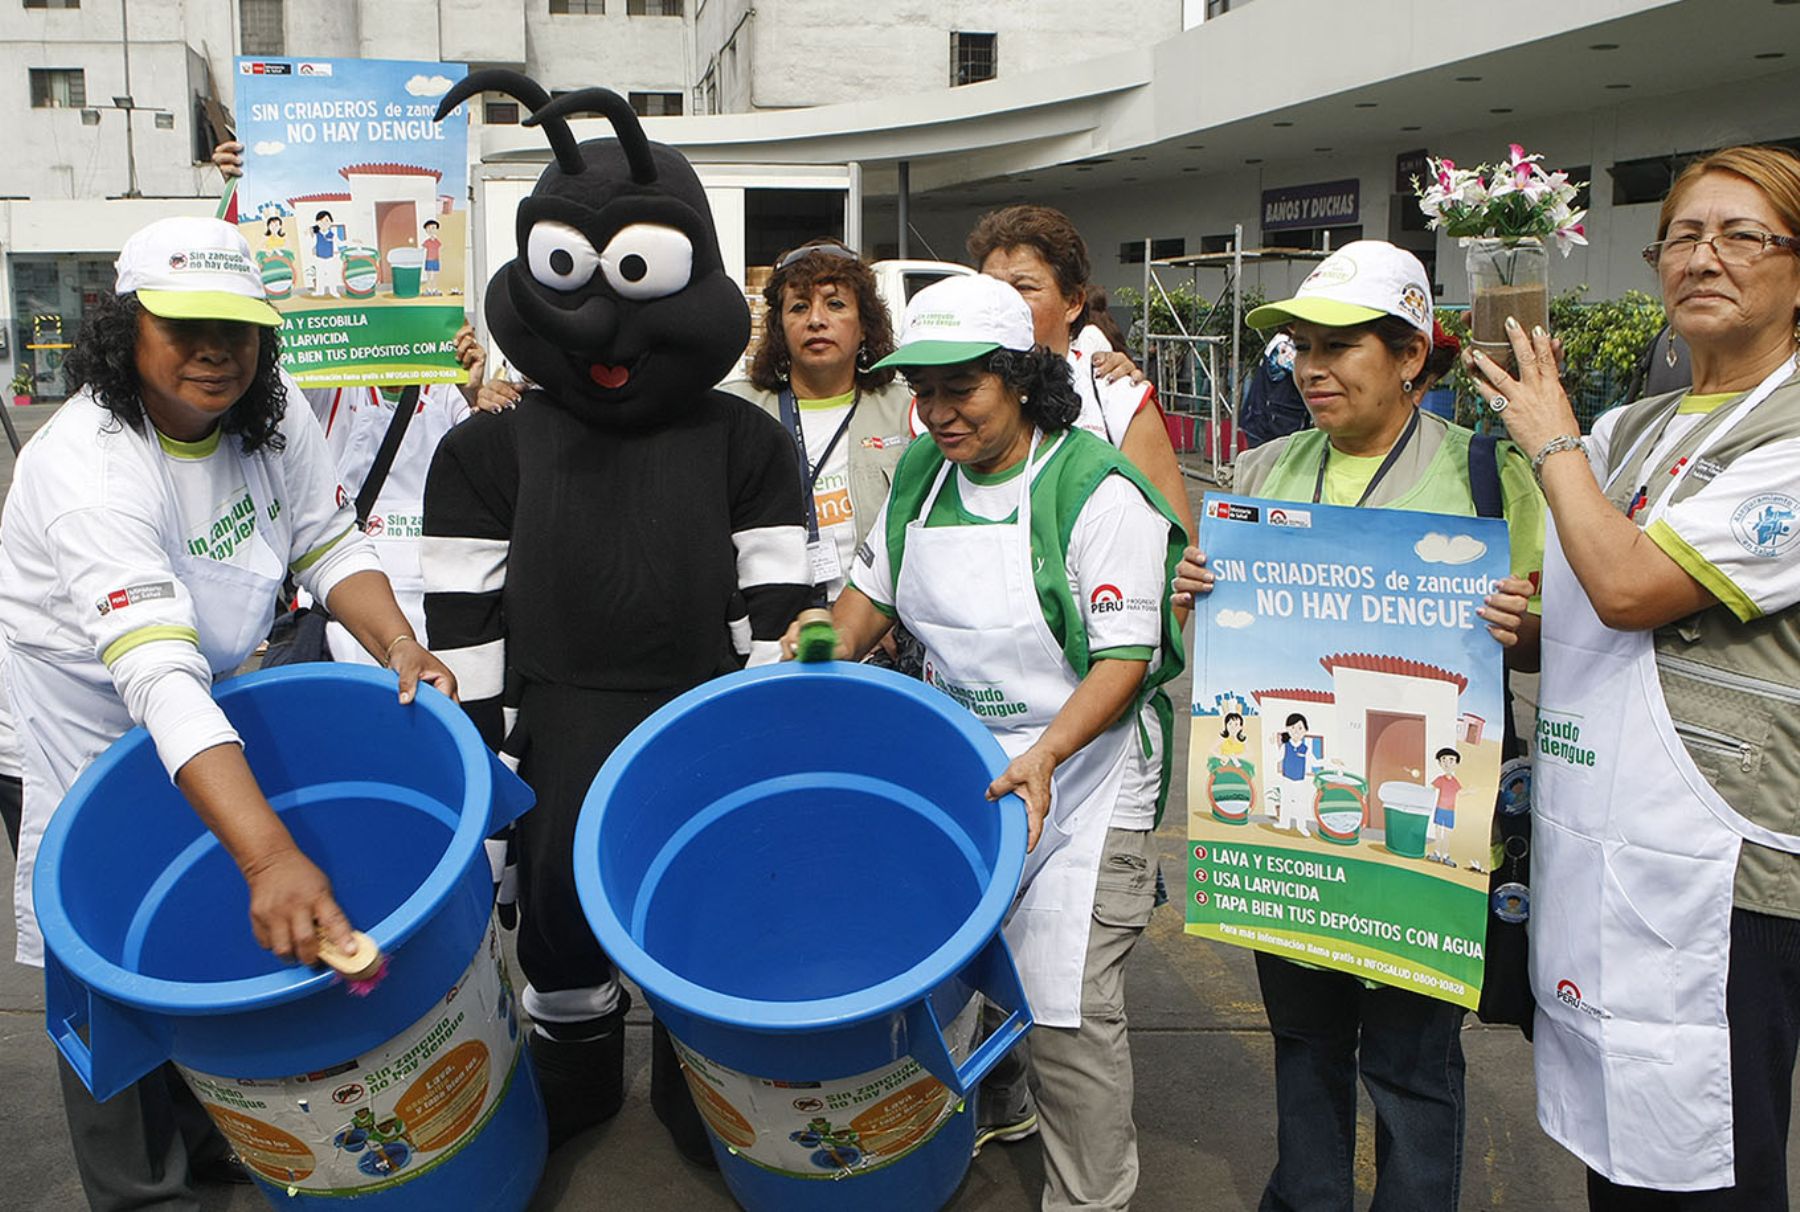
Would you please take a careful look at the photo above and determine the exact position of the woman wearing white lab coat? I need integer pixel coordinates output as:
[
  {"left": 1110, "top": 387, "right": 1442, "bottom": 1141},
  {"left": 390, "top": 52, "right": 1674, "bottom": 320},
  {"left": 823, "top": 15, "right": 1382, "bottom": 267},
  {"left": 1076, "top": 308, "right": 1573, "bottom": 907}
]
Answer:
[{"left": 0, "top": 217, "right": 456, "bottom": 1210}]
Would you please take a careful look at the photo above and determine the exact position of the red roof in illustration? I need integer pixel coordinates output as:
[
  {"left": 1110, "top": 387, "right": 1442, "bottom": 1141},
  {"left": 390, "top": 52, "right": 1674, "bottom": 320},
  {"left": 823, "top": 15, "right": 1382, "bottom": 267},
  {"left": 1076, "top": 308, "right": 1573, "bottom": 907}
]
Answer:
[
  {"left": 338, "top": 162, "right": 444, "bottom": 181},
  {"left": 288, "top": 192, "right": 351, "bottom": 204},
  {"left": 1318, "top": 653, "right": 1468, "bottom": 693},
  {"left": 1252, "top": 688, "right": 1336, "bottom": 705}
]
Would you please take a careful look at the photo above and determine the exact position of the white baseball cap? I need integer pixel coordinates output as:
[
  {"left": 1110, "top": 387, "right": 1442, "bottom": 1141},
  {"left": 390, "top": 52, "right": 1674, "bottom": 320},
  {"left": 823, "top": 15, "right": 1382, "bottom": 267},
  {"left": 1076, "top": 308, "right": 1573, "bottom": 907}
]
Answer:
[
  {"left": 873, "top": 274, "right": 1036, "bottom": 370},
  {"left": 1246, "top": 240, "right": 1433, "bottom": 337},
  {"left": 115, "top": 216, "right": 282, "bottom": 328}
]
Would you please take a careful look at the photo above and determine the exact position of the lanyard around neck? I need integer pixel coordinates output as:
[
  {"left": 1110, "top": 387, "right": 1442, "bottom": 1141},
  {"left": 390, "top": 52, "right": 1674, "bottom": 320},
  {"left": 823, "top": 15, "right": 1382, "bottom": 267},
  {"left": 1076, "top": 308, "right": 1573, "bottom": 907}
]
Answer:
[
  {"left": 1312, "top": 407, "right": 1422, "bottom": 507},
  {"left": 1615, "top": 354, "right": 1798, "bottom": 524},
  {"left": 778, "top": 387, "right": 858, "bottom": 541}
]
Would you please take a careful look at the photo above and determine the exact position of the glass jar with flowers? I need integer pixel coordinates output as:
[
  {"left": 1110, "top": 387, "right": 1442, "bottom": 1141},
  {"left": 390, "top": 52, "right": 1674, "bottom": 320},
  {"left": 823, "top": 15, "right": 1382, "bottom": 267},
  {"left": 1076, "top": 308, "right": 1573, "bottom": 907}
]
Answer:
[{"left": 1415, "top": 145, "right": 1587, "bottom": 362}]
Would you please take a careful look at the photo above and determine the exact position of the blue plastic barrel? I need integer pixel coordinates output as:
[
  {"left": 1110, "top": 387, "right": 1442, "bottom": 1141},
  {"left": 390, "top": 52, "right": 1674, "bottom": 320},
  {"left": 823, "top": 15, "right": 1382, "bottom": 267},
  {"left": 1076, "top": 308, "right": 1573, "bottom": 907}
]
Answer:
[
  {"left": 575, "top": 660, "right": 1033, "bottom": 1211},
  {"left": 34, "top": 665, "right": 544, "bottom": 1209}
]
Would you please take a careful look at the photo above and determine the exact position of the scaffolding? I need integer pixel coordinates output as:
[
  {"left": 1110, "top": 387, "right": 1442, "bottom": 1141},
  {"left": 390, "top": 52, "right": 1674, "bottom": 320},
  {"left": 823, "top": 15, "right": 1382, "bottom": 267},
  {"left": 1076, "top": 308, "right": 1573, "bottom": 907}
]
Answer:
[{"left": 1138, "top": 224, "right": 1331, "bottom": 483}]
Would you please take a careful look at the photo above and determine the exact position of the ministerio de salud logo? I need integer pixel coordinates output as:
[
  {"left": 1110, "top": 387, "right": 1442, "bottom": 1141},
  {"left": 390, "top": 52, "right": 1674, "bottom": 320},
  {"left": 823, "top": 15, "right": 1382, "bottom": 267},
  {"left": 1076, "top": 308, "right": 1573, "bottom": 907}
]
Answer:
[{"left": 1732, "top": 492, "right": 1800, "bottom": 559}]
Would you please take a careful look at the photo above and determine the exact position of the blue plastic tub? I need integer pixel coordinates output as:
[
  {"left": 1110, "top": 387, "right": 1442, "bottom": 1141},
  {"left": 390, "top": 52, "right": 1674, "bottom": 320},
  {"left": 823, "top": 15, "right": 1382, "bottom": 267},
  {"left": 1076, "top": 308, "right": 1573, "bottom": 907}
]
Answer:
[
  {"left": 34, "top": 665, "right": 543, "bottom": 1208},
  {"left": 575, "top": 660, "right": 1032, "bottom": 1211}
]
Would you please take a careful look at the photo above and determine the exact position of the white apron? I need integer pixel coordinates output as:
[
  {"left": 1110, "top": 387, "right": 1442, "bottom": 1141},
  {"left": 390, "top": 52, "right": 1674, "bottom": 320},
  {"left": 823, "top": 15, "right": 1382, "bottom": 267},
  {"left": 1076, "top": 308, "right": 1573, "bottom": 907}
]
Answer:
[
  {"left": 10, "top": 443, "right": 287, "bottom": 966},
  {"left": 894, "top": 435, "right": 1134, "bottom": 1028},
  {"left": 1532, "top": 357, "right": 1800, "bottom": 1189}
]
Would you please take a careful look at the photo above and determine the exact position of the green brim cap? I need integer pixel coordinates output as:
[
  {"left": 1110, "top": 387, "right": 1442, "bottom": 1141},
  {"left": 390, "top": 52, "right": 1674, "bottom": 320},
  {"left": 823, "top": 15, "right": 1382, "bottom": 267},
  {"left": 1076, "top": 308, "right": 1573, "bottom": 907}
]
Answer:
[
  {"left": 138, "top": 288, "right": 283, "bottom": 328},
  {"left": 1244, "top": 297, "right": 1387, "bottom": 332},
  {"left": 871, "top": 339, "right": 1000, "bottom": 371}
]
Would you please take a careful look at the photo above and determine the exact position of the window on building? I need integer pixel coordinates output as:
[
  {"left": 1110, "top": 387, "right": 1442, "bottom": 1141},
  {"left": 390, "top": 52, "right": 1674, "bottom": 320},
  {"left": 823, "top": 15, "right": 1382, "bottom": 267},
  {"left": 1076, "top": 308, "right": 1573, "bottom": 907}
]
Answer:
[
  {"left": 239, "top": 0, "right": 284, "bottom": 55},
  {"left": 23, "top": 0, "right": 82, "bottom": 9},
  {"left": 1205, "top": 0, "right": 1235, "bottom": 16},
  {"left": 952, "top": 32, "right": 997, "bottom": 87},
  {"left": 1199, "top": 233, "right": 1236, "bottom": 254},
  {"left": 485, "top": 98, "right": 520, "bottom": 125},
  {"left": 628, "top": 91, "right": 683, "bottom": 117},
  {"left": 1264, "top": 225, "right": 1363, "bottom": 252},
  {"left": 627, "top": 0, "right": 682, "bottom": 14},
  {"left": 549, "top": 0, "right": 604, "bottom": 12},
  {"left": 1118, "top": 238, "right": 1189, "bottom": 265},
  {"left": 28, "top": 67, "right": 84, "bottom": 108}
]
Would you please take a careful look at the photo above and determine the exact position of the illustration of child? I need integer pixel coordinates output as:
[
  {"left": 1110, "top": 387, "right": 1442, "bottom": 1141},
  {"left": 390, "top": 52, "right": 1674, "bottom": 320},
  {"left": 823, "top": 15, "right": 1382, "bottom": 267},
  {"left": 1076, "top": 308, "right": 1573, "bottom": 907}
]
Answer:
[
  {"left": 310, "top": 209, "right": 345, "bottom": 298},
  {"left": 262, "top": 215, "right": 285, "bottom": 252},
  {"left": 1274, "top": 713, "right": 1315, "bottom": 837},
  {"left": 422, "top": 218, "right": 442, "bottom": 295},
  {"left": 1218, "top": 712, "right": 1247, "bottom": 766},
  {"left": 1429, "top": 747, "right": 1462, "bottom": 865}
]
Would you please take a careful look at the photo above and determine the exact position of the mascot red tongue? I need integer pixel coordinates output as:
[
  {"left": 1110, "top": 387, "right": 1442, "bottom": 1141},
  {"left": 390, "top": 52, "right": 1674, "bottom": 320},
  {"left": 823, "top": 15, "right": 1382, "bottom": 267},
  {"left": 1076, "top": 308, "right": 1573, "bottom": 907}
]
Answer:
[{"left": 423, "top": 71, "right": 809, "bottom": 1160}]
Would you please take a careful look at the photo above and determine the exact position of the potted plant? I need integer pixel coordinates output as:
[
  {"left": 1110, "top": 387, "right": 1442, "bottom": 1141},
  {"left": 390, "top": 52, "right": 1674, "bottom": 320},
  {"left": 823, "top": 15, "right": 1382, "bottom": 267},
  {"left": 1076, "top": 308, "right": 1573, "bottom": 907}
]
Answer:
[
  {"left": 1415, "top": 146, "right": 1587, "bottom": 364},
  {"left": 9, "top": 367, "right": 33, "bottom": 408}
]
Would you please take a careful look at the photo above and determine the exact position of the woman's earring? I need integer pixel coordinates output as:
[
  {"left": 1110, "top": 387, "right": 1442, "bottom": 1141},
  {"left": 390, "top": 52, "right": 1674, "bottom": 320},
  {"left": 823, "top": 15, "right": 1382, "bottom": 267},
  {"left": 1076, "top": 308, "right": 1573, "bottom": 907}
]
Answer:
[
  {"left": 776, "top": 354, "right": 790, "bottom": 382},
  {"left": 1665, "top": 338, "right": 1679, "bottom": 370},
  {"left": 1402, "top": 378, "right": 1415, "bottom": 393},
  {"left": 856, "top": 345, "right": 871, "bottom": 371}
]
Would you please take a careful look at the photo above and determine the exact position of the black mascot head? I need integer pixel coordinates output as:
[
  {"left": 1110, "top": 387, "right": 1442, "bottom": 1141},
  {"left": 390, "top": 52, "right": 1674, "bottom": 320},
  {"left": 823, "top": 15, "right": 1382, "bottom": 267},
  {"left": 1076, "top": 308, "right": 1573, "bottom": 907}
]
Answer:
[{"left": 436, "top": 71, "right": 749, "bottom": 430}]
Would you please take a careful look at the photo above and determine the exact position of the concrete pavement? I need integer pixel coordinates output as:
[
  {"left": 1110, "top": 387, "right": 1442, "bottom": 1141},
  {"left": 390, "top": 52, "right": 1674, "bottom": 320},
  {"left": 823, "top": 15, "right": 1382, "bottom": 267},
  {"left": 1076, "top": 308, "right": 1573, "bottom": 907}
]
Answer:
[{"left": 0, "top": 430, "right": 1788, "bottom": 1209}]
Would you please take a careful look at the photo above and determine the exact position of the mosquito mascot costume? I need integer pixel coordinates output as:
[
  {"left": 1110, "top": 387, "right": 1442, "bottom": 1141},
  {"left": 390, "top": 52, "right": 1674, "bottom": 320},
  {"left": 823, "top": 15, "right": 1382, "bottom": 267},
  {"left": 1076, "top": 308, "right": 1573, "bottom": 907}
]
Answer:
[{"left": 426, "top": 73, "right": 809, "bottom": 1156}]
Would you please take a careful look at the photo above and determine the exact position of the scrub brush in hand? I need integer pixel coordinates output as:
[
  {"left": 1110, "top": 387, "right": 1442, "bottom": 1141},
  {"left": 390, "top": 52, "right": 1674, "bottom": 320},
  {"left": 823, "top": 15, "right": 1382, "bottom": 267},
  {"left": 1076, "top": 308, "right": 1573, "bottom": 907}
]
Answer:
[
  {"left": 317, "top": 930, "right": 389, "bottom": 997},
  {"left": 794, "top": 608, "right": 839, "bottom": 664}
]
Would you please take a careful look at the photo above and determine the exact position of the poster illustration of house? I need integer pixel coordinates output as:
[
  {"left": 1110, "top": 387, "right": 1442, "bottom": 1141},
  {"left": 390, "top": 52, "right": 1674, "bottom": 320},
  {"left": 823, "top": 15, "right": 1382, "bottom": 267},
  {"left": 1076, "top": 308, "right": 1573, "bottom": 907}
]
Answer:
[
  {"left": 233, "top": 56, "right": 469, "bottom": 387},
  {"left": 1187, "top": 495, "right": 1511, "bottom": 1009}
]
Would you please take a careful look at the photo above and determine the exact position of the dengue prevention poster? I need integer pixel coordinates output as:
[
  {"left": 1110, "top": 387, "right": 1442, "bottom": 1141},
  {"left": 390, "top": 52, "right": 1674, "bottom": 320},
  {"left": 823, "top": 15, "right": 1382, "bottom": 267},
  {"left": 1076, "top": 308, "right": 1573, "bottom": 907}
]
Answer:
[
  {"left": 233, "top": 56, "right": 469, "bottom": 387},
  {"left": 1187, "top": 495, "right": 1510, "bottom": 1008}
]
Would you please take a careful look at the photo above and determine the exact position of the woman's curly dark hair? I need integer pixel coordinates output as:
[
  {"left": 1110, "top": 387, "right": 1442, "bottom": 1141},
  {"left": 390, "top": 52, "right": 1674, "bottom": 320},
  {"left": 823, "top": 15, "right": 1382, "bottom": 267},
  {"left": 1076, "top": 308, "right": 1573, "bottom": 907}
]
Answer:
[
  {"left": 986, "top": 345, "right": 1081, "bottom": 432},
  {"left": 748, "top": 241, "right": 897, "bottom": 393},
  {"left": 63, "top": 291, "right": 287, "bottom": 454}
]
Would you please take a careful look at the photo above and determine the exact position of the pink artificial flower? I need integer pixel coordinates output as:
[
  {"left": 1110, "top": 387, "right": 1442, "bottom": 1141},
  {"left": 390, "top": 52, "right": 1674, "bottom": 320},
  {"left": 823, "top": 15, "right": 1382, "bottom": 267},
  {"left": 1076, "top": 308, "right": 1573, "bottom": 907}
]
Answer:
[{"left": 1509, "top": 143, "right": 1526, "bottom": 164}]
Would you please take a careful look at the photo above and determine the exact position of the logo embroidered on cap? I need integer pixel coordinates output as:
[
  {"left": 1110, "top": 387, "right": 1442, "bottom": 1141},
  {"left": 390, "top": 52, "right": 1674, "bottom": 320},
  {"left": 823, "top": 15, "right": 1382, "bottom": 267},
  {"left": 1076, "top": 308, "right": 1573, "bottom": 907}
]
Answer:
[
  {"left": 1302, "top": 258, "right": 1357, "bottom": 290},
  {"left": 1399, "top": 284, "right": 1430, "bottom": 327}
]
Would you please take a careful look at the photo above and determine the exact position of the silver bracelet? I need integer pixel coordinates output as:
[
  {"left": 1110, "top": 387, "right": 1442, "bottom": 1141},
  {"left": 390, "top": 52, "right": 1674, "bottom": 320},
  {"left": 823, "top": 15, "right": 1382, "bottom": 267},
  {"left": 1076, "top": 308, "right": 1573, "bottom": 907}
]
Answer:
[{"left": 1531, "top": 434, "right": 1588, "bottom": 486}]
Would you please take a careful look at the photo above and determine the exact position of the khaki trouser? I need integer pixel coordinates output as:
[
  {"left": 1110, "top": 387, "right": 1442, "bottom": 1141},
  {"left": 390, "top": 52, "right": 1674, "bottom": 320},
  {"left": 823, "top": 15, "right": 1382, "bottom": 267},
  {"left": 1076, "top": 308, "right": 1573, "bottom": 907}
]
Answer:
[{"left": 988, "top": 826, "right": 1158, "bottom": 1211}]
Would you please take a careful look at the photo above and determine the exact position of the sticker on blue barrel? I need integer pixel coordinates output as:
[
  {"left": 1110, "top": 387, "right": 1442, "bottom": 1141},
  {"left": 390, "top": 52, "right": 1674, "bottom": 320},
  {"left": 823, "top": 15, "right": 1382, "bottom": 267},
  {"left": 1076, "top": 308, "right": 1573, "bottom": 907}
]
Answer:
[
  {"left": 176, "top": 917, "right": 522, "bottom": 1195},
  {"left": 669, "top": 1004, "right": 977, "bottom": 1178}
]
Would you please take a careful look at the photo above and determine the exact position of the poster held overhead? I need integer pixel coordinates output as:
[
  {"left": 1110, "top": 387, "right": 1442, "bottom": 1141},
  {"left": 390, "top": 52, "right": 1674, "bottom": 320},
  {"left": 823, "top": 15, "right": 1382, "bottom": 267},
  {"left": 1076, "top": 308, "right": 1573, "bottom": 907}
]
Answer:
[{"left": 233, "top": 56, "right": 469, "bottom": 388}]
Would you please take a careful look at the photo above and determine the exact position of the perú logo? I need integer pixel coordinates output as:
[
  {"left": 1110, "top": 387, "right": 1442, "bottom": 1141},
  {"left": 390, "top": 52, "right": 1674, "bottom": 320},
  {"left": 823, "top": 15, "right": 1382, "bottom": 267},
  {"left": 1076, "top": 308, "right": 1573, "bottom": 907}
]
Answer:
[
  {"left": 1090, "top": 584, "right": 1125, "bottom": 613},
  {"left": 1555, "top": 978, "right": 1609, "bottom": 1020}
]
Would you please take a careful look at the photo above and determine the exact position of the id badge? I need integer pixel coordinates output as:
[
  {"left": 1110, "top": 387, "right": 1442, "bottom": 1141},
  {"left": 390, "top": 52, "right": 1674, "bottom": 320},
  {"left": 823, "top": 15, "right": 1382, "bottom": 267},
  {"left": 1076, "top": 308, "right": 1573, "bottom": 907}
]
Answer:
[{"left": 809, "top": 538, "right": 843, "bottom": 585}]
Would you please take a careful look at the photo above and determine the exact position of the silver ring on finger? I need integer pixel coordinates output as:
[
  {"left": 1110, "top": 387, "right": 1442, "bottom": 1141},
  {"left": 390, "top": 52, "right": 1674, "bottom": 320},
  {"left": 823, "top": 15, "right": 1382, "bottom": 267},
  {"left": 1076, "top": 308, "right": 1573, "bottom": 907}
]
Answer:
[{"left": 1489, "top": 394, "right": 1508, "bottom": 414}]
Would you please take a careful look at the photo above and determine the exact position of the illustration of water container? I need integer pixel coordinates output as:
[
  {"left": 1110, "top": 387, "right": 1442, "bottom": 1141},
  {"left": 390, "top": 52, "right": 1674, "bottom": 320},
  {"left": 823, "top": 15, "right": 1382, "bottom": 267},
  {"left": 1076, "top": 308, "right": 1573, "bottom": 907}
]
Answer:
[
  {"left": 1205, "top": 756, "right": 1256, "bottom": 825},
  {"left": 257, "top": 250, "right": 295, "bottom": 300},
  {"left": 34, "top": 665, "right": 544, "bottom": 1210},
  {"left": 343, "top": 245, "right": 380, "bottom": 298},
  {"left": 1312, "top": 771, "right": 1369, "bottom": 845},
  {"left": 1378, "top": 780, "right": 1437, "bottom": 859},
  {"left": 575, "top": 660, "right": 1033, "bottom": 1212},
  {"left": 388, "top": 248, "right": 425, "bottom": 299}
]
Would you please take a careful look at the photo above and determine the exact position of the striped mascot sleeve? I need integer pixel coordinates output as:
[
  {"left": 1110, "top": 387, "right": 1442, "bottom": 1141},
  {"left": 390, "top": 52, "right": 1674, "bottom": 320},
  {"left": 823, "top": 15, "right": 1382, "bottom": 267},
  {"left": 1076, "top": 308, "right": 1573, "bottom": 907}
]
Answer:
[
  {"left": 421, "top": 416, "right": 517, "bottom": 750},
  {"left": 727, "top": 400, "right": 812, "bottom": 667}
]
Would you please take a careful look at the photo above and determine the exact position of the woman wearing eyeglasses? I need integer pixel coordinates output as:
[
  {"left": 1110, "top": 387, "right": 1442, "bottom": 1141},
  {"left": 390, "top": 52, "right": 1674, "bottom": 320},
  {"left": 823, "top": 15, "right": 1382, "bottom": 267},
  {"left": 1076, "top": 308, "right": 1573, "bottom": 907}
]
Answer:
[{"left": 1466, "top": 144, "right": 1800, "bottom": 1208}]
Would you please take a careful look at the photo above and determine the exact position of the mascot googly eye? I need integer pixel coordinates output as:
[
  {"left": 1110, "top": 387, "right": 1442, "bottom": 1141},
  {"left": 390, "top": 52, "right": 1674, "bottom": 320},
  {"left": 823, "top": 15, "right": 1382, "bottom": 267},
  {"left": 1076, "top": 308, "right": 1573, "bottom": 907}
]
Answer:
[{"left": 527, "top": 221, "right": 601, "bottom": 292}]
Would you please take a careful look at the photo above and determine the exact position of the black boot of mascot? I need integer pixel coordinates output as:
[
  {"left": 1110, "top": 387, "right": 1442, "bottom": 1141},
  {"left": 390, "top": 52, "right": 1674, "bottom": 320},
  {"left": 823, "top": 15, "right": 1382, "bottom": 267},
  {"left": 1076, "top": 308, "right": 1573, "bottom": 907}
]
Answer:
[{"left": 425, "top": 71, "right": 809, "bottom": 1160}]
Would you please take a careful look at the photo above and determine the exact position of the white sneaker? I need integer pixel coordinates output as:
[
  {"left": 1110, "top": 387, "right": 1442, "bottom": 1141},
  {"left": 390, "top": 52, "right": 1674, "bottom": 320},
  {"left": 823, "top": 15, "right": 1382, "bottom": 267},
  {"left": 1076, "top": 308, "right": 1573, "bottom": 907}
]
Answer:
[{"left": 972, "top": 1085, "right": 1039, "bottom": 1157}]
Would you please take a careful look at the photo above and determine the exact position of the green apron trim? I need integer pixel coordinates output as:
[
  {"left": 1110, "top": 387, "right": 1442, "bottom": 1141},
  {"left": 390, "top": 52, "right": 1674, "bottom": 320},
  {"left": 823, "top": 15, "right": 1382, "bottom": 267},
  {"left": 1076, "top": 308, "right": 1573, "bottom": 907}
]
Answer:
[{"left": 887, "top": 429, "right": 1188, "bottom": 818}]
